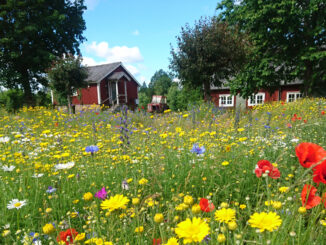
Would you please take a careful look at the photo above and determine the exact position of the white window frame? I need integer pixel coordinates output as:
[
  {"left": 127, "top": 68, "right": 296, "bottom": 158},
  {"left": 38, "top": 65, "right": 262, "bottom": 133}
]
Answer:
[
  {"left": 219, "top": 94, "right": 234, "bottom": 107},
  {"left": 248, "top": 93, "right": 265, "bottom": 106},
  {"left": 286, "top": 91, "right": 302, "bottom": 102}
]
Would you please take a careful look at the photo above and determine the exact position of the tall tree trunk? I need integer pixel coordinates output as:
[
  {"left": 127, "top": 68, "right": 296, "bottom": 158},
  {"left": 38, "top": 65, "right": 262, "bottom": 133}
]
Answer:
[
  {"left": 67, "top": 94, "right": 72, "bottom": 114},
  {"left": 303, "top": 61, "right": 313, "bottom": 97},
  {"left": 21, "top": 69, "right": 34, "bottom": 106},
  {"left": 203, "top": 81, "right": 211, "bottom": 101}
]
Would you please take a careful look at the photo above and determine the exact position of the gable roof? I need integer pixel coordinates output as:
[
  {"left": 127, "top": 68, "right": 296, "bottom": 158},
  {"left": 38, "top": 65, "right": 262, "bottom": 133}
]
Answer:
[
  {"left": 86, "top": 62, "right": 140, "bottom": 86},
  {"left": 86, "top": 62, "right": 121, "bottom": 83}
]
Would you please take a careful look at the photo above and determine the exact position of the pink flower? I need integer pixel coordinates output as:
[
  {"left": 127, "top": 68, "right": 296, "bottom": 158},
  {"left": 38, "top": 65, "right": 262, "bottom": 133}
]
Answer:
[{"left": 95, "top": 187, "right": 107, "bottom": 200}]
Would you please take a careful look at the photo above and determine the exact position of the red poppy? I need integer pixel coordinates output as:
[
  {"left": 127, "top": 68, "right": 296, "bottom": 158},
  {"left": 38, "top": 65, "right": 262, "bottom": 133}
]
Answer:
[
  {"left": 199, "top": 198, "right": 215, "bottom": 212},
  {"left": 255, "top": 160, "right": 280, "bottom": 179},
  {"left": 153, "top": 238, "right": 162, "bottom": 245},
  {"left": 301, "top": 184, "right": 321, "bottom": 209},
  {"left": 54, "top": 122, "right": 59, "bottom": 127},
  {"left": 57, "top": 228, "right": 78, "bottom": 245},
  {"left": 322, "top": 193, "right": 326, "bottom": 209},
  {"left": 322, "top": 111, "right": 325, "bottom": 115},
  {"left": 312, "top": 160, "right": 326, "bottom": 184},
  {"left": 269, "top": 167, "right": 281, "bottom": 179},
  {"left": 257, "top": 160, "right": 273, "bottom": 172},
  {"left": 295, "top": 142, "right": 326, "bottom": 168}
]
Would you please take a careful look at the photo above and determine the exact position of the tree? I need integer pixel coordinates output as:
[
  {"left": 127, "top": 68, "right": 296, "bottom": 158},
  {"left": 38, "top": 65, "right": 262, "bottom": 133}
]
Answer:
[
  {"left": 167, "top": 83, "right": 203, "bottom": 111},
  {"left": 217, "top": 0, "right": 326, "bottom": 97},
  {"left": 148, "top": 69, "right": 173, "bottom": 96},
  {"left": 0, "top": 0, "right": 86, "bottom": 104},
  {"left": 47, "top": 55, "right": 88, "bottom": 114},
  {"left": 170, "top": 17, "right": 248, "bottom": 99}
]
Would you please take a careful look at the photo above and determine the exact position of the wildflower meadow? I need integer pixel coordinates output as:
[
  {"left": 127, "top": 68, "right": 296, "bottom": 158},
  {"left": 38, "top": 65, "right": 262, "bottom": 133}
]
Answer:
[{"left": 1, "top": 98, "right": 326, "bottom": 245}]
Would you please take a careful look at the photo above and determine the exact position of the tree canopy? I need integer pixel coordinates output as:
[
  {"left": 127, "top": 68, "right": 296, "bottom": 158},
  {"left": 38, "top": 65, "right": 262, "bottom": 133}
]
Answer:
[
  {"left": 48, "top": 55, "right": 88, "bottom": 113},
  {"left": 148, "top": 69, "right": 173, "bottom": 96},
  {"left": 170, "top": 17, "right": 248, "bottom": 98},
  {"left": 0, "top": 0, "right": 86, "bottom": 103},
  {"left": 217, "top": 0, "right": 326, "bottom": 97}
]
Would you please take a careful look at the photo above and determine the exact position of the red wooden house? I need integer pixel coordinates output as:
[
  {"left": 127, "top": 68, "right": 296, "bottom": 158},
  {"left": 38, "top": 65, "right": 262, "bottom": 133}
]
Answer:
[
  {"left": 210, "top": 79, "right": 303, "bottom": 108},
  {"left": 71, "top": 62, "right": 140, "bottom": 107}
]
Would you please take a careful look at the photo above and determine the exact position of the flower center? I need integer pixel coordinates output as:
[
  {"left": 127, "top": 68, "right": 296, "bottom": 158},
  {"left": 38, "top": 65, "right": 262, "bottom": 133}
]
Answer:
[{"left": 14, "top": 202, "right": 21, "bottom": 207}]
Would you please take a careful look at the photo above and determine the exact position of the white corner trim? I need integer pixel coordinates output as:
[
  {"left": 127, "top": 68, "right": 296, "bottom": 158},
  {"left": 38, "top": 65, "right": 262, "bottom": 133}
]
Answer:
[{"left": 97, "top": 83, "right": 101, "bottom": 104}]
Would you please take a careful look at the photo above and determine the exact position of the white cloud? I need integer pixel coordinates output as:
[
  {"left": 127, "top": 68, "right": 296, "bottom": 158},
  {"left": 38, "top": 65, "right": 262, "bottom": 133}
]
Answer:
[
  {"left": 82, "top": 57, "right": 99, "bottom": 66},
  {"left": 125, "top": 64, "right": 140, "bottom": 76},
  {"left": 132, "top": 30, "right": 140, "bottom": 36},
  {"left": 85, "top": 41, "right": 143, "bottom": 63}
]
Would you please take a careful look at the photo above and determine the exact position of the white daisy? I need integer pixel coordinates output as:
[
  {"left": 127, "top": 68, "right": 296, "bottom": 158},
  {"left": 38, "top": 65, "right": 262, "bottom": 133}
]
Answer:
[
  {"left": 32, "top": 173, "right": 44, "bottom": 178},
  {"left": 54, "top": 161, "right": 75, "bottom": 171},
  {"left": 2, "top": 165, "right": 15, "bottom": 172},
  {"left": 0, "top": 136, "right": 10, "bottom": 143},
  {"left": 7, "top": 199, "right": 27, "bottom": 209}
]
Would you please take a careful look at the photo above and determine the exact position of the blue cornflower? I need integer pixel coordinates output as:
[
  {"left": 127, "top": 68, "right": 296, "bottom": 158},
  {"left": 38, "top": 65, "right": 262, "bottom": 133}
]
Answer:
[
  {"left": 191, "top": 143, "right": 205, "bottom": 155},
  {"left": 85, "top": 145, "right": 99, "bottom": 154},
  {"left": 46, "top": 186, "right": 56, "bottom": 193}
]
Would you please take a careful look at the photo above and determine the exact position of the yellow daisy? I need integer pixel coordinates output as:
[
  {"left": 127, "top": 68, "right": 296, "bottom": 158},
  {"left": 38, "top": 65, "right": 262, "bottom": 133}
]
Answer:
[{"left": 175, "top": 217, "right": 210, "bottom": 244}]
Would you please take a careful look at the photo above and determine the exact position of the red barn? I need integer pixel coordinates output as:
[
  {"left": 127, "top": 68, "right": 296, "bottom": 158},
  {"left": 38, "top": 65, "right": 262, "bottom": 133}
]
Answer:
[
  {"left": 210, "top": 80, "right": 303, "bottom": 108},
  {"left": 71, "top": 62, "right": 140, "bottom": 108}
]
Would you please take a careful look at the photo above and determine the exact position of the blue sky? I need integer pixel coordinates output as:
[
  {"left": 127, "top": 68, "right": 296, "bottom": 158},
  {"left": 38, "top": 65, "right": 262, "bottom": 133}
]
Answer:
[{"left": 81, "top": 0, "right": 219, "bottom": 85}]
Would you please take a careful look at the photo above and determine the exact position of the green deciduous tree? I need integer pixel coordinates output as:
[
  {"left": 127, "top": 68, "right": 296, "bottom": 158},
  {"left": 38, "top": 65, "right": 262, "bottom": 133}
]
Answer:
[
  {"left": 0, "top": 0, "right": 86, "bottom": 104},
  {"left": 170, "top": 17, "right": 248, "bottom": 99},
  {"left": 218, "top": 0, "right": 326, "bottom": 97},
  {"left": 48, "top": 55, "right": 88, "bottom": 114},
  {"left": 148, "top": 69, "right": 173, "bottom": 96}
]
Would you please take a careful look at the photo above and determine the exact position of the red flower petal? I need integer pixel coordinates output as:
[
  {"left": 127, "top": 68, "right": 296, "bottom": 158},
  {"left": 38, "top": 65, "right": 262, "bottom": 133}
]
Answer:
[
  {"left": 269, "top": 168, "right": 281, "bottom": 179},
  {"left": 301, "top": 184, "right": 321, "bottom": 209},
  {"left": 295, "top": 143, "right": 326, "bottom": 168},
  {"left": 199, "top": 198, "right": 215, "bottom": 212}
]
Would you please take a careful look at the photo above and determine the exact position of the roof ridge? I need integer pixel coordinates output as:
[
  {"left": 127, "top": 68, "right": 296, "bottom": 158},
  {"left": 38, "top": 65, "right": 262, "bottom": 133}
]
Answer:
[{"left": 85, "top": 61, "right": 121, "bottom": 68}]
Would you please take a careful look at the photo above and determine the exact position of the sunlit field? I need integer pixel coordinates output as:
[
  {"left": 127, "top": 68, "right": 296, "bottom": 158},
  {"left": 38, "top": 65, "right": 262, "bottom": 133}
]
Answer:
[{"left": 1, "top": 98, "right": 326, "bottom": 245}]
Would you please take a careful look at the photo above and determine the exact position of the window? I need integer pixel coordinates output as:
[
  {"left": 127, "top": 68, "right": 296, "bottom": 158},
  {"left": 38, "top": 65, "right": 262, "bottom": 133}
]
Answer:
[
  {"left": 248, "top": 93, "right": 265, "bottom": 106},
  {"left": 219, "top": 94, "right": 234, "bottom": 107},
  {"left": 286, "top": 92, "right": 302, "bottom": 102}
]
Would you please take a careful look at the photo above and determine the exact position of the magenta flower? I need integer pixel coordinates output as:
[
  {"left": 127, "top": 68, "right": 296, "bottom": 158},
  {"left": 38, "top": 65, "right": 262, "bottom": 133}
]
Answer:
[{"left": 94, "top": 187, "right": 107, "bottom": 200}]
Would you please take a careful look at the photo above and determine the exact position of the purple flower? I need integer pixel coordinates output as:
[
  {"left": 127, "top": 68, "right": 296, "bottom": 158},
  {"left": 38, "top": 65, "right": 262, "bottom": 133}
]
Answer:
[
  {"left": 190, "top": 143, "right": 205, "bottom": 155},
  {"left": 85, "top": 145, "right": 99, "bottom": 154},
  {"left": 94, "top": 187, "right": 107, "bottom": 200},
  {"left": 46, "top": 186, "right": 56, "bottom": 193}
]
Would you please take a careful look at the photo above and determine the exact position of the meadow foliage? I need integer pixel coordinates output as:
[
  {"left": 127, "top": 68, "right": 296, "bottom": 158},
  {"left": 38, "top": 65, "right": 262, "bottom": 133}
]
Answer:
[{"left": 0, "top": 98, "right": 326, "bottom": 244}]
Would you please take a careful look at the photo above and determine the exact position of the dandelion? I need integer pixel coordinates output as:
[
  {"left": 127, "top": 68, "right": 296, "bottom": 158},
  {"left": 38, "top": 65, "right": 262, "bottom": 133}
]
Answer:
[
  {"left": 154, "top": 213, "right": 164, "bottom": 223},
  {"left": 135, "top": 226, "right": 144, "bottom": 233},
  {"left": 138, "top": 178, "right": 149, "bottom": 185},
  {"left": 163, "top": 237, "right": 179, "bottom": 245},
  {"left": 42, "top": 223, "right": 55, "bottom": 234},
  {"left": 175, "top": 217, "right": 210, "bottom": 244},
  {"left": 248, "top": 212, "right": 282, "bottom": 232},
  {"left": 7, "top": 199, "right": 27, "bottom": 209},
  {"left": 279, "top": 186, "right": 289, "bottom": 193},
  {"left": 214, "top": 208, "right": 236, "bottom": 224},
  {"left": 83, "top": 192, "right": 93, "bottom": 201},
  {"left": 101, "top": 194, "right": 129, "bottom": 211},
  {"left": 217, "top": 234, "right": 226, "bottom": 243}
]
